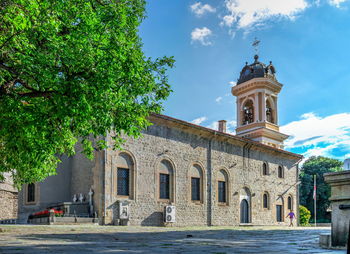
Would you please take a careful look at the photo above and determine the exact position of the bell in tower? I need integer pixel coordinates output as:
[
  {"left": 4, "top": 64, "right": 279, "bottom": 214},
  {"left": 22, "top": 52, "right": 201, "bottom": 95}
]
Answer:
[{"left": 231, "top": 55, "right": 288, "bottom": 149}]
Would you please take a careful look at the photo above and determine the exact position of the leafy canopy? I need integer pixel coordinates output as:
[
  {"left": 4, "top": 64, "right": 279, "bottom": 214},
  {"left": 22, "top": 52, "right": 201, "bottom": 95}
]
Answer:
[
  {"left": 299, "top": 156, "right": 342, "bottom": 221},
  {"left": 0, "top": 0, "right": 174, "bottom": 186}
]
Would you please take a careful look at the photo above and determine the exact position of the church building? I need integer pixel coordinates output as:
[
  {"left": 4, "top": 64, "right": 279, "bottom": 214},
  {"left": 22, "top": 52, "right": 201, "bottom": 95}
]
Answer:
[{"left": 18, "top": 55, "right": 302, "bottom": 226}]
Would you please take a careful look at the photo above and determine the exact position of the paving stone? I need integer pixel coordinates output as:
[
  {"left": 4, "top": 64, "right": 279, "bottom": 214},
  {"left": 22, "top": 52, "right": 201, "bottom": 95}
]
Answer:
[{"left": 0, "top": 225, "right": 345, "bottom": 253}]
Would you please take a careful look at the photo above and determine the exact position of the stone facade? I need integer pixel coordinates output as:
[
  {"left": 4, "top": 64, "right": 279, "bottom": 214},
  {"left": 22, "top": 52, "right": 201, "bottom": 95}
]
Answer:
[
  {"left": 324, "top": 170, "right": 350, "bottom": 247},
  {"left": 17, "top": 114, "right": 301, "bottom": 226},
  {"left": 17, "top": 54, "right": 302, "bottom": 226},
  {"left": 100, "top": 114, "right": 301, "bottom": 226},
  {"left": 0, "top": 173, "right": 18, "bottom": 221}
]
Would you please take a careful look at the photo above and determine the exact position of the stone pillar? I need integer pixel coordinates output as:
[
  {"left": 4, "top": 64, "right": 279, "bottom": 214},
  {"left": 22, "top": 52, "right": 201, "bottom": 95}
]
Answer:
[
  {"left": 324, "top": 170, "right": 350, "bottom": 247},
  {"left": 236, "top": 100, "right": 241, "bottom": 127},
  {"left": 262, "top": 92, "right": 267, "bottom": 122},
  {"left": 254, "top": 93, "right": 259, "bottom": 122}
]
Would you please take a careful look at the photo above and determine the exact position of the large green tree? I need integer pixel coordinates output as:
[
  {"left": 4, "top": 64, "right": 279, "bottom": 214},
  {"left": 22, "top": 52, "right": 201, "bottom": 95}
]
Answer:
[
  {"left": 0, "top": 0, "right": 174, "bottom": 186},
  {"left": 299, "top": 156, "right": 343, "bottom": 221}
]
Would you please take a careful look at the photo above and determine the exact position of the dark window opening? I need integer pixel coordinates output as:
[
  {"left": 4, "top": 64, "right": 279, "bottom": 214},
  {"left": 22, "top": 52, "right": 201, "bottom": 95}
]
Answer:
[
  {"left": 218, "top": 181, "right": 226, "bottom": 203},
  {"left": 27, "top": 183, "right": 35, "bottom": 202},
  {"left": 278, "top": 166, "right": 284, "bottom": 178},
  {"left": 191, "top": 177, "right": 200, "bottom": 201},
  {"left": 117, "top": 168, "right": 130, "bottom": 196},
  {"left": 242, "top": 100, "right": 254, "bottom": 125},
  {"left": 288, "top": 196, "right": 292, "bottom": 210},
  {"left": 263, "top": 193, "right": 268, "bottom": 208},
  {"left": 160, "top": 173, "right": 170, "bottom": 199},
  {"left": 263, "top": 163, "right": 268, "bottom": 175}
]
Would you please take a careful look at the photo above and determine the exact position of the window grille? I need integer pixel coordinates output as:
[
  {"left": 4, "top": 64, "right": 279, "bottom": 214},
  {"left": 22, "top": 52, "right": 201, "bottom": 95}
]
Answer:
[
  {"left": 159, "top": 173, "right": 170, "bottom": 199},
  {"left": 191, "top": 177, "right": 200, "bottom": 201},
  {"left": 117, "top": 168, "right": 129, "bottom": 196},
  {"left": 218, "top": 181, "right": 226, "bottom": 203},
  {"left": 27, "top": 183, "right": 35, "bottom": 202}
]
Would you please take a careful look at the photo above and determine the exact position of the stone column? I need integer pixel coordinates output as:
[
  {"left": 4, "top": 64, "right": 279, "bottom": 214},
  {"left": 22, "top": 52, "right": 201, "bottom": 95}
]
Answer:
[
  {"left": 324, "top": 170, "right": 350, "bottom": 247},
  {"left": 254, "top": 93, "right": 259, "bottom": 122},
  {"left": 262, "top": 92, "right": 267, "bottom": 122}
]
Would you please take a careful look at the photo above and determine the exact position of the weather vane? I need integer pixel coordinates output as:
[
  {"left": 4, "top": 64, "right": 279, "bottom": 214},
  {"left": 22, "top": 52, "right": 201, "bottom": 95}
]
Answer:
[{"left": 252, "top": 37, "right": 260, "bottom": 55}]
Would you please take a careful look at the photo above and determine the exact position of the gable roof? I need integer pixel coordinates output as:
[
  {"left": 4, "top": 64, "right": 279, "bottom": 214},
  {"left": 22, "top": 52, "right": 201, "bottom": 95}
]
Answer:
[{"left": 149, "top": 113, "right": 303, "bottom": 160}]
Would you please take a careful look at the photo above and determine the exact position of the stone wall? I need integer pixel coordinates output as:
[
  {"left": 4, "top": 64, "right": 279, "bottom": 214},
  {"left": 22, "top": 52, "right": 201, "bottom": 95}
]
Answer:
[
  {"left": 0, "top": 190, "right": 18, "bottom": 220},
  {"left": 0, "top": 172, "right": 18, "bottom": 221},
  {"left": 102, "top": 115, "right": 300, "bottom": 226}
]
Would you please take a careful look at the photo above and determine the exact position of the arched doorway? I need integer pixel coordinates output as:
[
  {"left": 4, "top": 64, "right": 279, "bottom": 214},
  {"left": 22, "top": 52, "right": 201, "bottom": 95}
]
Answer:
[{"left": 240, "top": 199, "right": 249, "bottom": 223}]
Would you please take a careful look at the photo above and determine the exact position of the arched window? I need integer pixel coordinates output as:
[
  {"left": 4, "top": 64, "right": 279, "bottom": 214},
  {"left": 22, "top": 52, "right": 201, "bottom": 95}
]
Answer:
[
  {"left": 217, "top": 169, "right": 229, "bottom": 204},
  {"left": 263, "top": 192, "right": 269, "bottom": 209},
  {"left": 190, "top": 164, "right": 203, "bottom": 202},
  {"left": 278, "top": 166, "right": 284, "bottom": 178},
  {"left": 27, "top": 183, "right": 36, "bottom": 203},
  {"left": 116, "top": 152, "right": 135, "bottom": 199},
  {"left": 159, "top": 160, "right": 174, "bottom": 201},
  {"left": 266, "top": 99, "right": 274, "bottom": 123},
  {"left": 288, "top": 196, "right": 293, "bottom": 210},
  {"left": 262, "top": 162, "right": 268, "bottom": 175},
  {"left": 242, "top": 100, "right": 254, "bottom": 125}
]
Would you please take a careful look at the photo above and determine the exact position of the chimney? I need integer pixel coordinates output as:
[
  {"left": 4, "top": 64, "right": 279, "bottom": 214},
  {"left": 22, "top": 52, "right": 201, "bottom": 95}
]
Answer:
[{"left": 218, "top": 120, "right": 227, "bottom": 133}]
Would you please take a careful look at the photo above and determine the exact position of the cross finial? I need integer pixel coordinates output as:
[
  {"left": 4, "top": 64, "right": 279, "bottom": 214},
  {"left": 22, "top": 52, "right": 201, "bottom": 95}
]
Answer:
[{"left": 252, "top": 37, "right": 260, "bottom": 55}]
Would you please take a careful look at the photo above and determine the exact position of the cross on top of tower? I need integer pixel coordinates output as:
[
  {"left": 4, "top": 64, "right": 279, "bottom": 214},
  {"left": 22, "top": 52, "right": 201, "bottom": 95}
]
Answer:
[{"left": 252, "top": 37, "right": 260, "bottom": 55}]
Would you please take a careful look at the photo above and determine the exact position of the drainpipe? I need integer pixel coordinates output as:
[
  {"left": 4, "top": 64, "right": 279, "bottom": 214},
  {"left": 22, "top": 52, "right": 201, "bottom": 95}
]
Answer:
[
  {"left": 207, "top": 137, "right": 212, "bottom": 226},
  {"left": 207, "top": 132, "right": 217, "bottom": 226}
]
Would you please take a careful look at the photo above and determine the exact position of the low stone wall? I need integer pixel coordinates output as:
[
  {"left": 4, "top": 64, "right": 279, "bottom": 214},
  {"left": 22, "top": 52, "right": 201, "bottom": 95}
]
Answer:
[{"left": 0, "top": 190, "right": 18, "bottom": 221}]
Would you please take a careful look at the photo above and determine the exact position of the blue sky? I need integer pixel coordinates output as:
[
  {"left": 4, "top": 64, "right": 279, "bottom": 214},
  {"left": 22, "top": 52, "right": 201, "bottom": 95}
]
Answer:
[{"left": 139, "top": 0, "right": 350, "bottom": 162}]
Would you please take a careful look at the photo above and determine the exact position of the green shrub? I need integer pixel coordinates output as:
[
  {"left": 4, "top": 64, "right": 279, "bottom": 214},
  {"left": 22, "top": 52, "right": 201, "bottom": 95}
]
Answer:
[{"left": 299, "top": 205, "right": 311, "bottom": 226}]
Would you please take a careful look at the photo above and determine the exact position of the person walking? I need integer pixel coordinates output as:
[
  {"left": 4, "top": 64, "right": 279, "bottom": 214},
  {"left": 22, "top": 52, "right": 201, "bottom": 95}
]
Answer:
[{"left": 286, "top": 210, "right": 295, "bottom": 227}]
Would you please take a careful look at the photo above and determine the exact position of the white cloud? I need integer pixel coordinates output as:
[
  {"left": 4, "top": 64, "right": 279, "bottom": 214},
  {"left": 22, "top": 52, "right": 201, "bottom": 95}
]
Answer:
[
  {"left": 229, "top": 81, "right": 237, "bottom": 86},
  {"left": 191, "top": 27, "right": 213, "bottom": 46},
  {"left": 281, "top": 112, "right": 350, "bottom": 160},
  {"left": 215, "top": 96, "right": 223, "bottom": 103},
  {"left": 190, "top": 2, "right": 216, "bottom": 17},
  {"left": 221, "top": 0, "right": 308, "bottom": 30},
  {"left": 191, "top": 116, "right": 208, "bottom": 125},
  {"left": 328, "top": 0, "right": 347, "bottom": 7}
]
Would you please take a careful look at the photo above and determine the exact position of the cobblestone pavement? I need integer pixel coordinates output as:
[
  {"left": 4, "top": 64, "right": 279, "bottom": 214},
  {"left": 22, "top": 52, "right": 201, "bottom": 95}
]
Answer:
[{"left": 0, "top": 225, "right": 345, "bottom": 253}]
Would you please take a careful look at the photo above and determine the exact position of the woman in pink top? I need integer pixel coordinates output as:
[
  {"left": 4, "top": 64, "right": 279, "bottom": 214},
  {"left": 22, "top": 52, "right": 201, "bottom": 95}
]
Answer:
[{"left": 286, "top": 210, "right": 296, "bottom": 227}]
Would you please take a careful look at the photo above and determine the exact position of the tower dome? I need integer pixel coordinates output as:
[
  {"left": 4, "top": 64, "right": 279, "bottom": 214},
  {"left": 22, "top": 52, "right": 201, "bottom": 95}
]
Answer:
[{"left": 237, "top": 55, "right": 276, "bottom": 85}]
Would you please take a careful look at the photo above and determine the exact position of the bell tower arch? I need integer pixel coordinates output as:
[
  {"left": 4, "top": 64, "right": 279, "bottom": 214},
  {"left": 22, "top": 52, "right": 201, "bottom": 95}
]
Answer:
[{"left": 232, "top": 55, "right": 288, "bottom": 149}]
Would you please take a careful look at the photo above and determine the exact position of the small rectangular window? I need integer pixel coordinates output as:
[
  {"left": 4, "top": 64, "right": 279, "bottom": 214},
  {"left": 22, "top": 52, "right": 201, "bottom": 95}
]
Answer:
[
  {"left": 159, "top": 173, "right": 170, "bottom": 199},
  {"left": 218, "top": 181, "right": 226, "bottom": 203},
  {"left": 191, "top": 177, "right": 200, "bottom": 201},
  {"left": 27, "top": 183, "right": 35, "bottom": 202},
  {"left": 117, "top": 168, "right": 129, "bottom": 196}
]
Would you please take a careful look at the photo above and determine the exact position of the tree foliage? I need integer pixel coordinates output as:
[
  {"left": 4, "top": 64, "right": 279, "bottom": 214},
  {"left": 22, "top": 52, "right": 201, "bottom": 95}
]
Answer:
[
  {"left": 299, "top": 156, "right": 342, "bottom": 221},
  {"left": 0, "top": 0, "right": 174, "bottom": 186},
  {"left": 299, "top": 205, "right": 311, "bottom": 226}
]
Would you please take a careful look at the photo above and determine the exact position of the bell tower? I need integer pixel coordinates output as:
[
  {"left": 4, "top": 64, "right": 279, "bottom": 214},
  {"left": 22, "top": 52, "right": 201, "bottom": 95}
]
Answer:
[{"left": 231, "top": 55, "right": 288, "bottom": 149}]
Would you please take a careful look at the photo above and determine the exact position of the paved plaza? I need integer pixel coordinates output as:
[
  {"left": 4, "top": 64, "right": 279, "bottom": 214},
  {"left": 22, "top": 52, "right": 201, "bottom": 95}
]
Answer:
[{"left": 0, "top": 225, "right": 345, "bottom": 253}]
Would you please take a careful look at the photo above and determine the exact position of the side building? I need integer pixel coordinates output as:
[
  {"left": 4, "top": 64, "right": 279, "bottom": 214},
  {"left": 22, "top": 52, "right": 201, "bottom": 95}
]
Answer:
[
  {"left": 0, "top": 172, "right": 18, "bottom": 222},
  {"left": 18, "top": 55, "right": 302, "bottom": 226}
]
